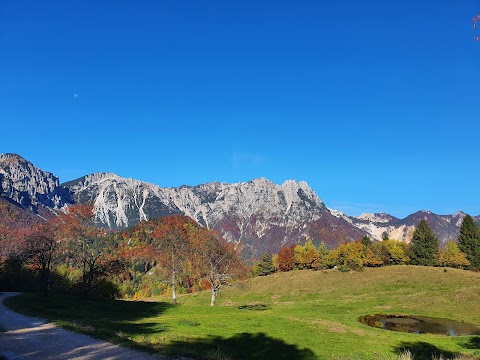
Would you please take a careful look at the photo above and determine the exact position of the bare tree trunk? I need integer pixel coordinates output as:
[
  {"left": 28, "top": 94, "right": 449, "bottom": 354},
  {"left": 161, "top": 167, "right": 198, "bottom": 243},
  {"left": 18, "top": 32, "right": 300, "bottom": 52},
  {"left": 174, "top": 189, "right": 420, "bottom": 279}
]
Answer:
[
  {"left": 210, "top": 289, "right": 216, "bottom": 307},
  {"left": 172, "top": 283, "right": 177, "bottom": 305},
  {"left": 171, "top": 247, "right": 177, "bottom": 305}
]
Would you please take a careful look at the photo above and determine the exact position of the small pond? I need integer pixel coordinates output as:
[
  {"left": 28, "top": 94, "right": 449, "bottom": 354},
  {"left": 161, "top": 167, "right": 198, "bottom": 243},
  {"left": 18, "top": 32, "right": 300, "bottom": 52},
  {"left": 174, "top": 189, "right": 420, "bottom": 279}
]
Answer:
[{"left": 359, "top": 314, "right": 480, "bottom": 336}]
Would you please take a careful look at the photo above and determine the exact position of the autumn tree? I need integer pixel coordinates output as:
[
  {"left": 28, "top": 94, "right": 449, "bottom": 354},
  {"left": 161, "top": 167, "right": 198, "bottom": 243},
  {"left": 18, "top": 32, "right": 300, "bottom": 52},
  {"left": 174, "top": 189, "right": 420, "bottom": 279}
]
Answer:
[
  {"left": 381, "top": 239, "right": 410, "bottom": 265},
  {"left": 151, "top": 216, "right": 192, "bottom": 305},
  {"left": 197, "top": 231, "right": 243, "bottom": 306},
  {"left": 457, "top": 215, "right": 480, "bottom": 269},
  {"left": 336, "top": 242, "right": 367, "bottom": 270},
  {"left": 272, "top": 253, "right": 279, "bottom": 271},
  {"left": 277, "top": 244, "right": 295, "bottom": 272},
  {"left": 78, "top": 234, "right": 122, "bottom": 296},
  {"left": 410, "top": 220, "right": 439, "bottom": 266},
  {"left": 25, "top": 223, "right": 58, "bottom": 296},
  {"left": 294, "top": 240, "right": 321, "bottom": 270},
  {"left": 371, "top": 241, "right": 388, "bottom": 265},
  {"left": 438, "top": 240, "right": 470, "bottom": 269},
  {"left": 0, "top": 227, "right": 31, "bottom": 291},
  {"left": 363, "top": 247, "right": 383, "bottom": 267},
  {"left": 57, "top": 204, "right": 121, "bottom": 296}
]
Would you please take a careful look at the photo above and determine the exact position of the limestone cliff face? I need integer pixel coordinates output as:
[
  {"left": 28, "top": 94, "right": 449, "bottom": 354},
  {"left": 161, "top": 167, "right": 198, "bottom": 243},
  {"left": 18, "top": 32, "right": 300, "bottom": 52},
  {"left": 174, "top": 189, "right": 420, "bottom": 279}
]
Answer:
[
  {"left": 3, "top": 153, "right": 479, "bottom": 255},
  {"left": 330, "top": 209, "right": 474, "bottom": 245},
  {"left": 0, "top": 153, "right": 72, "bottom": 212},
  {"left": 65, "top": 174, "right": 363, "bottom": 256},
  {"left": 64, "top": 172, "right": 480, "bottom": 252}
]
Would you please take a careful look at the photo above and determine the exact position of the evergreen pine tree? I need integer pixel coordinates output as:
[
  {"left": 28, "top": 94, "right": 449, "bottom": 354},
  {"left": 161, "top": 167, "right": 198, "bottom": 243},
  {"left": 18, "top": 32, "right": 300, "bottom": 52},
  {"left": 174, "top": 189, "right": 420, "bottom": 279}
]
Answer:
[
  {"left": 254, "top": 253, "right": 275, "bottom": 276},
  {"left": 361, "top": 235, "right": 372, "bottom": 247},
  {"left": 410, "top": 220, "right": 439, "bottom": 266},
  {"left": 458, "top": 215, "right": 480, "bottom": 269}
]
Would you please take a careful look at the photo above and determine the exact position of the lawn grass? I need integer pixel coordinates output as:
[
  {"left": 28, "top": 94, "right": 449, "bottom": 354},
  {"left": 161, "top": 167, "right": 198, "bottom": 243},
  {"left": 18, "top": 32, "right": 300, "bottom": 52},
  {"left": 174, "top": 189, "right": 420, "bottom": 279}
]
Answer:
[{"left": 5, "top": 266, "right": 480, "bottom": 360}]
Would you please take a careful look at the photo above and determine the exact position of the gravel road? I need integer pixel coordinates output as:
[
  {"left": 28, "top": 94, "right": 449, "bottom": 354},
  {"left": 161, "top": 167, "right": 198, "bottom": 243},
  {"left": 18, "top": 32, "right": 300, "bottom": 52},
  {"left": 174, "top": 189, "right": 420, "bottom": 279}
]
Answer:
[{"left": 0, "top": 292, "right": 189, "bottom": 360}]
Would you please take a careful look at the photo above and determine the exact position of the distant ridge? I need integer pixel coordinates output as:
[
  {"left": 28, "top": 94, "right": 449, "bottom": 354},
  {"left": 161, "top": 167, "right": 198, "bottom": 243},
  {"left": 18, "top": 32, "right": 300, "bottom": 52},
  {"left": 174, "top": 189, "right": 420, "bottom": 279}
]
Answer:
[{"left": 1, "top": 153, "right": 479, "bottom": 257}]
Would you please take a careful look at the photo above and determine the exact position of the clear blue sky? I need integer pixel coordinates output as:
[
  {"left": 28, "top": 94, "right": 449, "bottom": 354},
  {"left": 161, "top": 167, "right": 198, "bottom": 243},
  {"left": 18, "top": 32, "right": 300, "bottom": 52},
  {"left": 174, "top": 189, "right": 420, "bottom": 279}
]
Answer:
[{"left": 1, "top": 1, "right": 479, "bottom": 218}]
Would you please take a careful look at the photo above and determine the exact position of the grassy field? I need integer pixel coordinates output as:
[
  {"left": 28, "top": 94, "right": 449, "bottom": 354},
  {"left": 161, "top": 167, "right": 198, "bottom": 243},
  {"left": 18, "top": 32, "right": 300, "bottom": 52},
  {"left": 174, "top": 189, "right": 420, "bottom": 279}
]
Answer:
[{"left": 5, "top": 266, "right": 480, "bottom": 360}]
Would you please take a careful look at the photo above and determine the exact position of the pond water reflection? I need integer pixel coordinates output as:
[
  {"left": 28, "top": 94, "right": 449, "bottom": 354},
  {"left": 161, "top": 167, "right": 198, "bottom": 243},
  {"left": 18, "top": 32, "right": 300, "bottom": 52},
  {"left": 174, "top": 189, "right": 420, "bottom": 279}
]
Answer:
[{"left": 359, "top": 314, "right": 480, "bottom": 336}]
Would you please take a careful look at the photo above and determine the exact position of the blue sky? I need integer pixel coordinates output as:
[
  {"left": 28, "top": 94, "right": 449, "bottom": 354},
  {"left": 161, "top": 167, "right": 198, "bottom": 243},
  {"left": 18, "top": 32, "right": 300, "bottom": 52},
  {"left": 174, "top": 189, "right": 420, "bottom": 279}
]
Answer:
[{"left": 1, "top": 1, "right": 479, "bottom": 218}]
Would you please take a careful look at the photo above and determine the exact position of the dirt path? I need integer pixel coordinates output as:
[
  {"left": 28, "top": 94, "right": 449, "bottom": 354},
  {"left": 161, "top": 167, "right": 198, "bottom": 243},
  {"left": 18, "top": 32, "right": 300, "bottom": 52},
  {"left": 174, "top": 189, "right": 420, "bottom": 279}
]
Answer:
[{"left": 0, "top": 292, "right": 188, "bottom": 360}]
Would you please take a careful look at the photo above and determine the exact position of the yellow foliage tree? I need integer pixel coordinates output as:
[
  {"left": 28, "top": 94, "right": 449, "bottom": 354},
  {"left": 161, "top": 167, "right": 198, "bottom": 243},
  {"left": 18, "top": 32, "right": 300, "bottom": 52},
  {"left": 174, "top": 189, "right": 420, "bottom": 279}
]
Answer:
[{"left": 437, "top": 240, "right": 470, "bottom": 269}]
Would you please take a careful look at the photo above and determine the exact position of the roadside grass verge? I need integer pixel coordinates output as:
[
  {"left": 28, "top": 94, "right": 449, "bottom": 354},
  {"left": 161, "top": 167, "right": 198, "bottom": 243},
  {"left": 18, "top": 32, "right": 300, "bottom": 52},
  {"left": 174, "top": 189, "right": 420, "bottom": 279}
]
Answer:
[{"left": 5, "top": 266, "right": 480, "bottom": 360}]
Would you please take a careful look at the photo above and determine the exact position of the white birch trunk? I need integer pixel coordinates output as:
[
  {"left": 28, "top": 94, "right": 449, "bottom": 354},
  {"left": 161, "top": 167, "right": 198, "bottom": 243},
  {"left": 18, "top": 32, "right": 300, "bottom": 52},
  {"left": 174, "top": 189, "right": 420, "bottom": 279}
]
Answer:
[
  {"left": 210, "top": 289, "right": 216, "bottom": 307},
  {"left": 172, "top": 282, "right": 177, "bottom": 305}
]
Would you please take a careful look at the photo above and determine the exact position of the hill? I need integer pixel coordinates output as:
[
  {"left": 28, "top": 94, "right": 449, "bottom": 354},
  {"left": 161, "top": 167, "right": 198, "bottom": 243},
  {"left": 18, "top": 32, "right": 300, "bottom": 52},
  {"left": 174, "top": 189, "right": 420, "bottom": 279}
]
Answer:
[{"left": 7, "top": 266, "right": 480, "bottom": 360}]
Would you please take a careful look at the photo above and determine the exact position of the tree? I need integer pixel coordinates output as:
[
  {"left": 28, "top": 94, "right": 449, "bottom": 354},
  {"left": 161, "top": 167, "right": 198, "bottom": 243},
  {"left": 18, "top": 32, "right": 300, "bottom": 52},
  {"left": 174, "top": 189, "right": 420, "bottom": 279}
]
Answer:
[
  {"left": 410, "top": 220, "right": 439, "bottom": 266},
  {"left": 457, "top": 215, "right": 480, "bottom": 268},
  {"left": 272, "top": 253, "right": 279, "bottom": 271},
  {"left": 438, "top": 240, "right": 470, "bottom": 269},
  {"left": 294, "top": 240, "right": 320, "bottom": 270},
  {"left": 371, "top": 241, "right": 388, "bottom": 265},
  {"left": 76, "top": 234, "right": 122, "bottom": 296},
  {"left": 382, "top": 239, "right": 410, "bottom": 265},
  {"left": 363, "top": 248, "right": 383, "bottom": 267},
  {"left": 197, "top": 232, "right": 242, "bottom": 306},
  {"left": 151, "top": 216, "right": 192, "bottom": 305},
  {"left": 335, "top": 242, "right": 366, "bottom": 271},
  {"left": 253, "top": 253, "right": 275, "bottom": 276},
  {"left": 25, "top": 223, "right": 57, "bottom": 296},
  {"left": 361, "top": 235, "right": 372, "bottom": 247},
  {"left": 57, "top": 204, "right": 121, "bottom": 296},
  {"left": 277, "top": 245, "right": 295, "bottom": 272}
]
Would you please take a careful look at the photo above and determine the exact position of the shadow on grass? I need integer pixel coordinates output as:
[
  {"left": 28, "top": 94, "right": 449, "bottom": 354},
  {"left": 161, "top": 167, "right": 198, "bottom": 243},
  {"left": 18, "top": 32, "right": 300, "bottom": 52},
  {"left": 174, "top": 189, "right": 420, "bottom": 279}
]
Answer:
[
  {"left": 165, "top": 332, "right": 317, "bottom": 360},
  {"left": 5, "top": 295, "right": 317, "bottom": 359},
  {"left": 396, "top": 341, "right": 458, "bottom": 360},
  {"left": 4, "top": 293, "right": 172, "bottom": 339},
  {"left": 462, "top": 336, "right": 480, "bottom": 350},
  {"left": 5, "top": 293, "right": 172, "bottom": 319}
]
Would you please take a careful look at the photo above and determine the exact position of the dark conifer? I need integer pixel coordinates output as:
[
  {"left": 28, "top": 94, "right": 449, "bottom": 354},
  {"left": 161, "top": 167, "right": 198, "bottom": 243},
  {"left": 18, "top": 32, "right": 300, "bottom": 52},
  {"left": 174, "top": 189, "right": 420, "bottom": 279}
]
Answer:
[
  {"left": 458, "top": 215, "right": 480, "bottom": 268},
  {"left": 255, "top": 253, "right": 275, "bottom": 276},
  {"left": 410, "top": 220, "right": 439, "bottom": 266}
]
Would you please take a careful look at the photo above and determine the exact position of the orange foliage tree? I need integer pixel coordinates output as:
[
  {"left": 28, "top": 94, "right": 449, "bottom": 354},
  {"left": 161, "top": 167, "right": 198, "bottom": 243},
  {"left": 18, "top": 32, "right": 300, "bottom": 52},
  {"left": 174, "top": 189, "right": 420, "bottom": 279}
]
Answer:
[
  {"left": 277, "top": 244, "right": 296, "bottom": 272},
  {"left": 56, "top": 204, "right": 122, "bottom": 296},
  {"left": 195, "top": 230, "right": 245, "bottom": 306},
  {"left": 151, "top": 215, "right": 194, "bottom": 305}
]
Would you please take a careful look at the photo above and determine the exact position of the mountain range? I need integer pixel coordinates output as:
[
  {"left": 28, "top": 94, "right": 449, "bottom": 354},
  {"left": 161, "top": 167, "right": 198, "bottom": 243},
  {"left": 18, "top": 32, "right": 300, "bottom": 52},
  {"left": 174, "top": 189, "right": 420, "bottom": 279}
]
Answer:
[{"left": 1, "top": 153, "right": 479, "bottom": 257}]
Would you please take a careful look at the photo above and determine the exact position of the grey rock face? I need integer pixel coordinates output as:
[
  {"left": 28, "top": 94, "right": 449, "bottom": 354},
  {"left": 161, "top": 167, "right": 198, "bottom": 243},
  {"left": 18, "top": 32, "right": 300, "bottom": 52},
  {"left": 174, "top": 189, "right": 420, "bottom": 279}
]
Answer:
[
  {"left": 331, "top": 209, "right": 480, "bottom": 245},
  {"left": 65, "top": 174, "right": 363, "bottom": 256},
  {"left": 3, "top": 153, "right": 479, "bottom": 255},
  {"left": 0, "top": 154, "right": 72, "bottom": 212}
]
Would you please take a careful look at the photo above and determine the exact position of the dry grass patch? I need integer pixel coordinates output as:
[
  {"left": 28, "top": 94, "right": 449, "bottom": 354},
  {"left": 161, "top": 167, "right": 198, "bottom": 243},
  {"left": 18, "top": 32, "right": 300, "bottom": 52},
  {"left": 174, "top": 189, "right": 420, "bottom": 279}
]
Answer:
[{"left": 286, "top": 316, "right": 367, "bottom": 335}]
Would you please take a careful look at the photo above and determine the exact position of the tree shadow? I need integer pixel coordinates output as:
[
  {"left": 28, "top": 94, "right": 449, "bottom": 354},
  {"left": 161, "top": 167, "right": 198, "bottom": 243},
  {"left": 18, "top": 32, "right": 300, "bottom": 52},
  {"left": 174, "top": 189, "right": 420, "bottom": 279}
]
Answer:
[
  {"left": 164, "top": 332, "right": 317, "bottom": 360},
  {"left": 462, "top": 336, "right": 480, "bottom": 350},
  {"left": 4, "top": 293, "right": 173, "bottom": 339},
  {"left": 4, "top": 295, "right": 317, "bottom": 359},
  {"left": 396, "top": 341, "right": 458, "bottom": 360}
]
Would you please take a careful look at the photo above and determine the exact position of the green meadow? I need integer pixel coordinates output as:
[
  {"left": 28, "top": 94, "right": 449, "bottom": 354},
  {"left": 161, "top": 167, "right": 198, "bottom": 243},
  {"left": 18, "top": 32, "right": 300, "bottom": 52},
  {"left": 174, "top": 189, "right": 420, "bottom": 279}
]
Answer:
[{"left": 6, "top": 266, "right": 480, "bottom": 360}]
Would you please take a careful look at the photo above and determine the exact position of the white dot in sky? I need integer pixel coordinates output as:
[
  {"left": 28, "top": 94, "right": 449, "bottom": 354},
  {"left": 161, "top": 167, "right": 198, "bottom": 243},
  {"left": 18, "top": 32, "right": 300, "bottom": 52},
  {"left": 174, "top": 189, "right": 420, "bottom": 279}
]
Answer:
[{"left": 73, "top": 93, "right": 79, "bottom": 98}]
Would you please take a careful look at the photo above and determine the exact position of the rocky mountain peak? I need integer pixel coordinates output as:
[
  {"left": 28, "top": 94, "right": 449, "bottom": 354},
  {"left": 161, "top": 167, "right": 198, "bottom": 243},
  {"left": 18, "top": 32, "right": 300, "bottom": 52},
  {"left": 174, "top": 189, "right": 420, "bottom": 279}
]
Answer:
[
  {"left": 357, "top": 213, "right": 398, "bottom": 223},
  {"left": 0, "top": 153, "right": 28, "bottom": 165},
  {"left": 0, "top": 153, "right": 72, "bottom": 211},
  {"left": 4, "top": 154, "right": 480, "bottom": 257}
]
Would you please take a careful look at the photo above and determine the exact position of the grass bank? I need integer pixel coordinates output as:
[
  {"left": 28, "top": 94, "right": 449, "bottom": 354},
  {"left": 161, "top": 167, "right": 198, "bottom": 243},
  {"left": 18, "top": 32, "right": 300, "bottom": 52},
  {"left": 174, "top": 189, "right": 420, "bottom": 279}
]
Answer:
[{"left": 5, "top": 266, "right": 480, "bottom": 360}]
